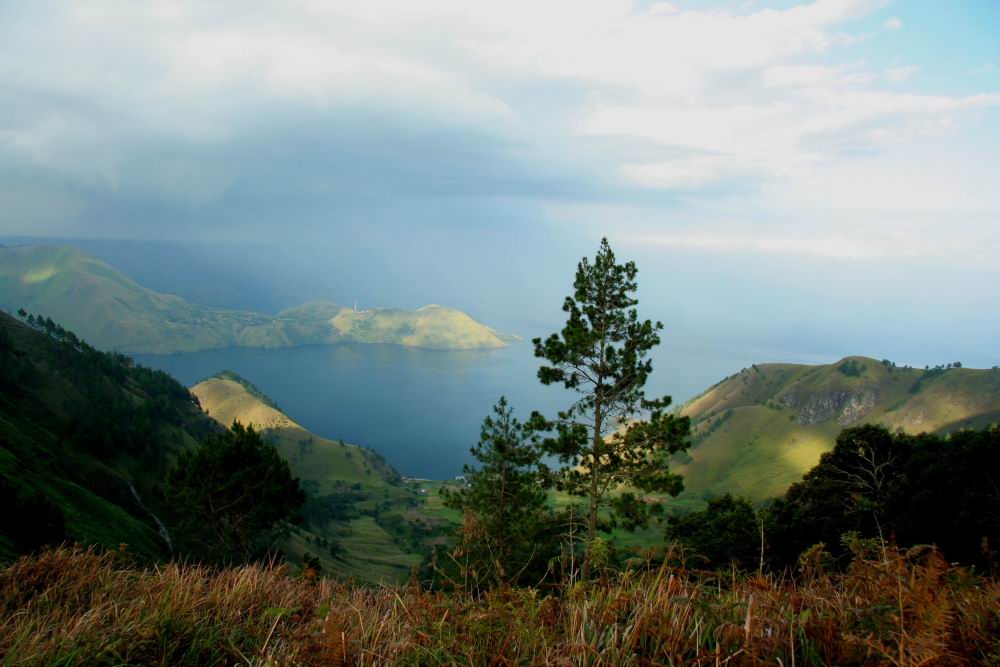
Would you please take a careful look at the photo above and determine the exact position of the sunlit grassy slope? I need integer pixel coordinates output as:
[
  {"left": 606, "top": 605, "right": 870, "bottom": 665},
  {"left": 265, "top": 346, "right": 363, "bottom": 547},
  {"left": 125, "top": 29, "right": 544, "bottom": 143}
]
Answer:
[
  {"left": 328, "top": 304, "right": 513, "bottom": 349},
  {"left": 191, "top": 373, "right": 435, "bottom": 582},
  {"left": 675, "top": 357, "right": 1000, "bottom": 503},
  {"left": 191, "top": 374, "right": 397, "bottom": 491},
  {"left": 0, "top": 244, "right": 508, "bottom": 353}
]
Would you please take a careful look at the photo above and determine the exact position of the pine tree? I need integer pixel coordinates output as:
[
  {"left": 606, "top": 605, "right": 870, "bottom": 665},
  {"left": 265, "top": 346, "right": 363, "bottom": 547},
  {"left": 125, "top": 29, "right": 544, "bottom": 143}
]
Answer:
[
  {"left": 166, "top": 421, "right": 305, "bottom": 564},
  {"left": 441, "top": 397, "right": 547, "bottom": 588},
  {"left": 532, "top": 237, "right": 690, "bottom": 580}
]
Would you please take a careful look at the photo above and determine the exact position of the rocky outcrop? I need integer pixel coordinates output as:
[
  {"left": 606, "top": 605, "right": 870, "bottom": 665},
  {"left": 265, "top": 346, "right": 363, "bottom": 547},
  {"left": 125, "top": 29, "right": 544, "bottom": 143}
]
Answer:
[{"left": 781, "top": 387, "right": 878, "bottom": 426}]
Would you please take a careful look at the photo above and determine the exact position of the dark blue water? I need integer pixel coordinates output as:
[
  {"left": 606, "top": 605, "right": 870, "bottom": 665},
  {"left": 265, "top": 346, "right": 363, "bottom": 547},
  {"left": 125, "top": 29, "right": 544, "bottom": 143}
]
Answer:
[
  {"left": 135, "top": 340, "right": 761, "bottom": 479},
  {"left": 135, "top": 341, "right": 565, "bottom": 478}
]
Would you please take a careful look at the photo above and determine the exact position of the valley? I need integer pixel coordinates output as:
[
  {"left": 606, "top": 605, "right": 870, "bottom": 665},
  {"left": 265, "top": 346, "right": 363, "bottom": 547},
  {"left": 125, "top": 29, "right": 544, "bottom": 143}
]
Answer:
[
  {"left": 5, "top": 297, "right": 998, "bottom": 582},
  {"left": 191, "top": 371, "right": 452, "bottom": 582}
]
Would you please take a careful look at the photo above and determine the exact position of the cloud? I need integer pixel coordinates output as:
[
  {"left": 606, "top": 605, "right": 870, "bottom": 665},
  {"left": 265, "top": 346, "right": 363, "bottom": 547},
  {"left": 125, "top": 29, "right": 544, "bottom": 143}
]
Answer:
[
  {"left": 883, "top": 65, "right": 918, "bottom": 82},
  {"left": 0, "top": 0, "right": 998, "bottom": 271},
  {"left": 626, "top": 231, "right": 889, "bottom": 259}
]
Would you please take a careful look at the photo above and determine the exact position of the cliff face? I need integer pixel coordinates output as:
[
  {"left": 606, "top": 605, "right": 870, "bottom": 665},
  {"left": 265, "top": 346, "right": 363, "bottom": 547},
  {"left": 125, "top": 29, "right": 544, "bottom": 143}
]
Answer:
[{"left": 781, "top": 386, "right": 878, "bottom": 426}]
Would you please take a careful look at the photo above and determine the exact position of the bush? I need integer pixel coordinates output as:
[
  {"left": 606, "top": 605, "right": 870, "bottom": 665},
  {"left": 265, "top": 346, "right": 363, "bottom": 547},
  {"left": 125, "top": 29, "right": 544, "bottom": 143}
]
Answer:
[
  {"left": 666, "top": 493, "right": 760, "bottom": 570},
  {"left": 837, "top": 359, "right": 865, "bottom": 377}
]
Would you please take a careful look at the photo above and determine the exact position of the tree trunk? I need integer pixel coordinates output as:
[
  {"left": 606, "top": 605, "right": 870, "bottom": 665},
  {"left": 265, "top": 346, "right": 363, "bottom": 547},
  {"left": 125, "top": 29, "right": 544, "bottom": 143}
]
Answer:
[
  {"left": 582, "top": 401, "right": 603, "bottom": 581},
  {"left": 582, "top": 290, "right": 608, "bottom": 581},
  {"left": 582, "top": 478, "right": 598, "bottom": 580}
]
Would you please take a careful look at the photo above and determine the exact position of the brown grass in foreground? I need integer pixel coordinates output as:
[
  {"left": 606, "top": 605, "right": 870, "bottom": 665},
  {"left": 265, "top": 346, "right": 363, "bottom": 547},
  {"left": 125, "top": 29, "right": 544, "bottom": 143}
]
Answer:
[{"left": 1, "top": 545, "right": 998, "bottom": 666}]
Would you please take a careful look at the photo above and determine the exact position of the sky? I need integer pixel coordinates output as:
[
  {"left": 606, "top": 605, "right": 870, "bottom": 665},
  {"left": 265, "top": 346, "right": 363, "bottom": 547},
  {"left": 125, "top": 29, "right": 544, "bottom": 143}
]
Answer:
[{"left": 1, "top": 0, "right": 999, "bottom": 370}]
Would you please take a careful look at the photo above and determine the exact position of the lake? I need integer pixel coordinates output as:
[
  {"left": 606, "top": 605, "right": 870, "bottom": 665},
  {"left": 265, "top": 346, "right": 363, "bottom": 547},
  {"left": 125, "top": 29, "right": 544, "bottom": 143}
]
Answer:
[{"left": 136, "top": 339, "right": 759, "bottom": 479}]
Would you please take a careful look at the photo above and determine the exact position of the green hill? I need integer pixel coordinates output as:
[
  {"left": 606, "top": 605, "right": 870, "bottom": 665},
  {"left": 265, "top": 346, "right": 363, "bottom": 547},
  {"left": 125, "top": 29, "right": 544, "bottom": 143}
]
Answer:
[
  {"left": 192, "top": 373, "right": 399, "bottom": 492},
  {"left": 192, "top": 372, "right": 449, "bottom": 582},
  {"left": 674, "top": 356, "right": 1000, "bottom": 503},
  {"left": 0, "top": 311, "right": 217, "bottom": 561},
  {"left": 0, "top": 244, "right": 509, "bottom": 353}
]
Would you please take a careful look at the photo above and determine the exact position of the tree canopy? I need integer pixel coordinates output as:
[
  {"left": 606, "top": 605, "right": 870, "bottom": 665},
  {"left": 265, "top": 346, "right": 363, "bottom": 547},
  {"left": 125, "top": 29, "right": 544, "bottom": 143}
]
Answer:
[
  {"left": 166, "top": 422, "right": 305, "bottom": 564},
  {"left": 764, "top": 424, "right": 1000, "bottom": 569},
  {"left": 440, "top": 397, "right": 548, "bottom": 589},
  {"left": 666, "top": 494, "right": 760, "bottom": 571}
]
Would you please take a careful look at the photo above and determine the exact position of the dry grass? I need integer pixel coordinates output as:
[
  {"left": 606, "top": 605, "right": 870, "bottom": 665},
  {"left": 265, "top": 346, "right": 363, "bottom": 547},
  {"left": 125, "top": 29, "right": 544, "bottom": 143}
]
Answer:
[{"left": 1, "top": 545, "right": 998, "bottom": 666}]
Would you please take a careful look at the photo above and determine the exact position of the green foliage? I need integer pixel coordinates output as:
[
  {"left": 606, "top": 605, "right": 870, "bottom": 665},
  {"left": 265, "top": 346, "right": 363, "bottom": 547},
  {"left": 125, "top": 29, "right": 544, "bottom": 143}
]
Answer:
[
  {"left": 764, "top": 425, "right": 910, "bottom": 568},
  {"left": 666, "top": 493, "right": 760, "bottom": 571},
  {"left": 910, "top": 364, "right": 949, "bottom": 393},
  {"left": 676, "top": 355, "right": 1000, "bottom": 504},
  {"left": 887, "top": 426, "right": 1000, "bottom": 567},
  {"left": 0, "top": 309, "right": 432, "bottom": 580},
  {"left": 440, "top": 397, "right": 549, "bottom": 588},
  {"left": 0, "top": 311, "right": 212, "bottom": 561},
  {"left": 9, "top": 310, "right": 196, "bottom": 458},
  {"left": 689, "top": 408, "right": 733, "bottom": 446},
  {"left": 837, "top": 359, "right": 865, "bottom": 377},
  {"left": 166, "top": 422, "right": 306, "bottom": 564},
  {"left": 302, "top": 487, "right": 368, "bottom": 524},
  {"left": 531, "top": 237, "right": 690, "bottom": 578},
  {"left": 192, "top": 375, "right": 433, "bottom": 581},
  {"left": 764, "top": 424, "right": 1000, "bottom": 570},
  {"left": 907, "top": 362, "right": 963, "bottom": 393}
]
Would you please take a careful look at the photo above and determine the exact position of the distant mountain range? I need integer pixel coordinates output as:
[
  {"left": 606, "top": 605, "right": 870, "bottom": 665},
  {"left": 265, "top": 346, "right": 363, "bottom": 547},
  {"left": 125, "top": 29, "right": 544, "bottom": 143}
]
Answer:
[
  {"left": 674, "top": 356, "right": 1000, "bottom": 503},
  {"left": 0, "top": 244, "right": 511, "bottom": 353}
]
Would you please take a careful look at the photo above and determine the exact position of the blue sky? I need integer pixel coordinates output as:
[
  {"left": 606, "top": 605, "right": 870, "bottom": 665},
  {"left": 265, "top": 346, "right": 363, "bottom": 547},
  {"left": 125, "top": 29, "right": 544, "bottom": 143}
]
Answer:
[{"left": 1, "top": 0, "right": 998, "bottom": 368}]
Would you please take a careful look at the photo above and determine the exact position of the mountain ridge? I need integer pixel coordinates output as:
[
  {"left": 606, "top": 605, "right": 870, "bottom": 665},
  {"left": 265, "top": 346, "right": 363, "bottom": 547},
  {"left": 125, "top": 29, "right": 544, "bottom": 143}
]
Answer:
[{"left": 0, "top": 312, "right": 443, "bottom": 581}]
